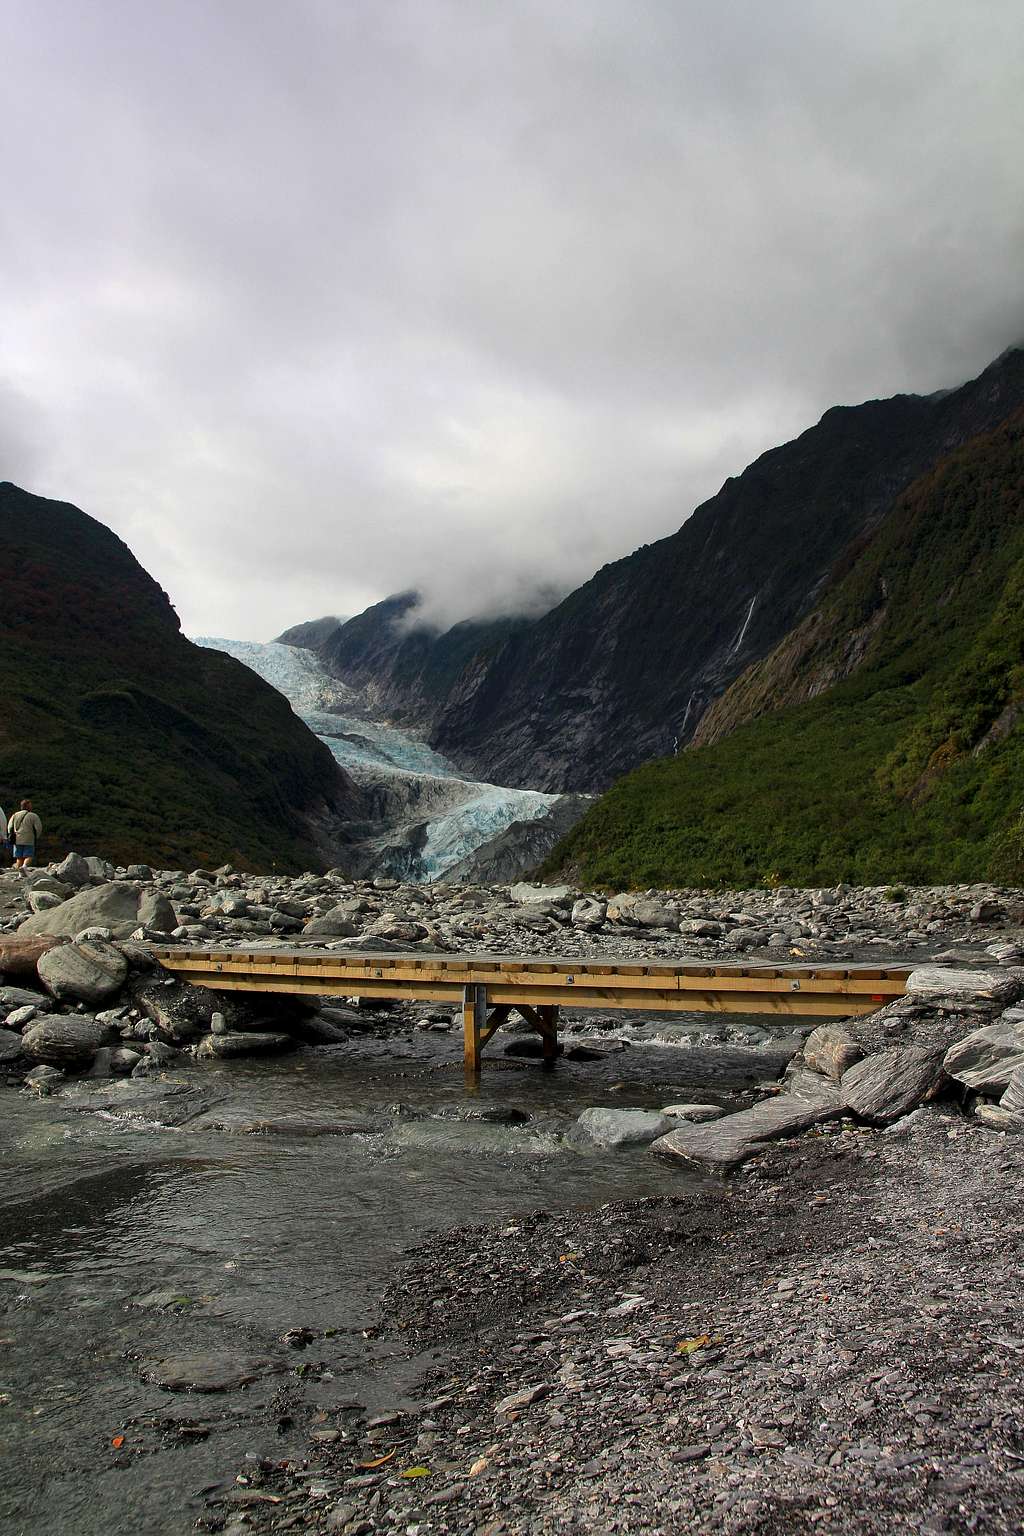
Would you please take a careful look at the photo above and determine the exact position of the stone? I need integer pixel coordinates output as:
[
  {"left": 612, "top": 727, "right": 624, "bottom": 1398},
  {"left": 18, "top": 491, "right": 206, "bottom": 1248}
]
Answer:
[
  {"left": 652, "top": 1091, "right": 844, "bottom": 1172},
  {"left": 840, "top": 1047, "right": 946, "bottom": 1124},
  {"left": 494, "top": 1383, "right": 552, "bottom": 1416},
  {"left": 195, "top": 1030, "right": 294, "bottom": 1058},
  {"left": 660, "top": 1103, "right": 725, "bottom": 1122},
  {"left": 1001, "top": 1066, "right": 1024, "bottom": 1117},
  {"left": 943, "top": 1018, "right": 1024, "bottom": 1094},
  {"left": 140, "top": 1352, "right": 270, "bottom": 1392},
  {"left": 574, "top": 1108, "right": 677, "bottom": 1156},
  {"left": 24, "top": 1063, "right": 64, "bottom": 1093},
  {"left": 0, "top": 985, "right": 51, "bottom": 1010},
  {"left": 51, "top": 852, "right": 92, "bottom": 888},
  {"left": 19, "top": 883, "right": 176, "bottom": 939},
  {"left": 509, "top": 883, "right": 575, "bottom": 908},
  {"left": 126, "top": 864, "right": 153, "bottom": 881},
  {"left": 21, "top": 1016, "right": 115, "bottom": 1065},
  {"left": 975, "top": 1103, "right": 1024, "bottom": 1132},
  {"left": 605, "top": 893, "right": 637, "bottom": 923},
  {"left": 37, "top": 940, "right": 129, "bottom": 1005},
  {"left": 74, "top": 927, "right": 114, "bottom": 943},
  {"left": 27, "top": 890, "right": 63, "bottom": 913},
  {"left": 906, "top": 966, "right": 1016, "bottom": 1002},
  {"left": 302, "top": 908, "right": 361, "bottom": 938},
  {"left": 571, "top": 897, "right": 606, "bottom": 929},
  {"left": 134, "top": 978, "right": 215, "bottom": 1042},
  {"left": 84, "top": 856, "right": 115, "bottom": 881},
  {"left": 681, "top": 919, "right": 724, "bottom": 938},
  {"left": 4, "top": 1004, "right": 39, "bottom": 1030},
  {"left": 632, "top": 900, "right": 678, "bottom": 929},
  {"left": 803, "top": 1022, "right": 864, "bottom": 1081},
  {"left": 0, "top": 934, "right": 69, "bottom": 980},
  {"left": 0, "top": 1027, "right": 26, "bottom": 1063}
]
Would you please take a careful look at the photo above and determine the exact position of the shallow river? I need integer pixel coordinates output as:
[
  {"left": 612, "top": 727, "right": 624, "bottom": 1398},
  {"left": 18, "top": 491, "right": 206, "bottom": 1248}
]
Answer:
[{"left": 0, "top": 1023, "right": 784, "bottom": 1535}]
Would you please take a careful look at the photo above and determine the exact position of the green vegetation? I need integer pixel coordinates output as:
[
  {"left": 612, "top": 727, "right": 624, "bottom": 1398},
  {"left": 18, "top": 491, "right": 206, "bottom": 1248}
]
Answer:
[
  {"left": 544, "top": 410, "right": 1024, "bottom": 889},
  {"left": 0, "top": 483, "right": 358, "bottom": 872}
]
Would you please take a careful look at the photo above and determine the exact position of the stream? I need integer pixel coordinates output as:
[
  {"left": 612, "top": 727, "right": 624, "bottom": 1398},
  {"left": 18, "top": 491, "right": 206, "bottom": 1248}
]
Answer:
[{"left": 0, "top": 1019, "right": 794, "bottom": 1535}]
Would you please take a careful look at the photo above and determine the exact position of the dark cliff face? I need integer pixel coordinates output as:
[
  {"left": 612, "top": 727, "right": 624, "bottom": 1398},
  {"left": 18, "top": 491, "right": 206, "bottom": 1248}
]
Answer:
[
  {"left": 304, "top": 348, "right": 1024, "bottom": 793},
  {"left": 546, "top": 405, "right": 1024, "bottom": 888},
  {"left": 0, "top": 483, "right": 367, "bottom": 871},
  {"left": 317, "top": 591, "right": 534, "bottom": 732},
  {"left": 426, "top": 347, "right": 1024, "bottom": 790},
  {"left": 275, "top": 614, "right": 346, "bottom": 649}
]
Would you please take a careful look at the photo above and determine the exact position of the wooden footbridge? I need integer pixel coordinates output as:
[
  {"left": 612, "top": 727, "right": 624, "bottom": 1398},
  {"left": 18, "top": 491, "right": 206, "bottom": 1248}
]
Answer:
[{"left": 152, "top": 946, "right": 911, "bottom": 1075}]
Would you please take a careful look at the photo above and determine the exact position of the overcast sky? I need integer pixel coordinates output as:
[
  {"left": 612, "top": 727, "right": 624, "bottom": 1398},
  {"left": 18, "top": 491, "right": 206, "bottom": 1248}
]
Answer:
[{"left": 2, "top": 1, "right": 1023, "bottom": 639}]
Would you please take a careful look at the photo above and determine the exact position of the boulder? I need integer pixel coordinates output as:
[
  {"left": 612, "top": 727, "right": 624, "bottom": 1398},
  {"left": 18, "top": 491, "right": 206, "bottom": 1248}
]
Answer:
[
  {"left": 0, "top": 935, "right": 69, "bottom": 980},
  {"left": 140, "top": 1352, "right": 270, "bottom": 1392},
  {"left": 944, "top": 1018, "right": 1024, "bottom": 1094},
  {"left": 21, "top": 1016, "right": 115, "bottom": 1066},
  {"left": 302, "top": 908, "right": 361, "bottom": 938},
  {"left": 632, "top": 900, "right": 678, "bottom": 929},
  {"left": 1001, "top": 1066, "right": 1024, "bottom": 1117},
  {"left": 37, "top": 940, "right": 129, "bottom": 1006},
  {"left": 195, "top": 1030, "right": 294, "bottom": 1058},
  {"left": 681, "top": 919, "right": 724, "bottom": 938},
  {"left": 571, "top": 897, "right": 607, "bottom": 929},
  {"left": 906, "top": 966, "right": 1017, "bottom": 1003},
  {"left": 27, "top": 890, "right": 63, "bottom": 914},
  {"left": 0, "top": 1027, "right": 26, "bottom": 1063},
  {"left": 660, "top": 1103, "right": 725, "bottom": 1122},
  {"left": 84, "top": 856, "right": 115, "bottom": 882},
  {"left": 653, "top": 1090, "right": 844, "bottom": 1172},
  {"left": 19, "top": 883, "right": 176, "bottom": 939},
  {"left": 840, "top": 1047, "right": 946, "bottom": 1124},
  {"left": 51, "top": 852, "right": 92, "bottom": 888},
  {"left": 975, "top": 1103, "right": 1024, "bottom": 1133},
  {"left": 134, "top": 978, "right": 215, "bottom": 1043},
  {"left": 606, "top": 893, "right": 637, "bottom": 923},
  {"left": 803, "top": 1023, "right": 864, "bottom": 1081},
  {"left": 509, "top": 882, "right": 575, "bottom": 908},
  {"left": 569, "top": 1107, "right": 677, "bottom": 1149}
]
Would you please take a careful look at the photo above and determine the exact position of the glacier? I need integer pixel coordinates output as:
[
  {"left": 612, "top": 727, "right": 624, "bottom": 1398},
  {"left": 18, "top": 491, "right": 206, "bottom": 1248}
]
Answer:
[{"left": 194, "top": 637, "right": 557, "bottom": 880}]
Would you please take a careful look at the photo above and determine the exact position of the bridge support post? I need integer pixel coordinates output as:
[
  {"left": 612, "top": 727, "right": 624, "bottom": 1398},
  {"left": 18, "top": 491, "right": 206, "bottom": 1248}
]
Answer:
[
  {"left": 463, "top": 984, "right": 488, "bottom": 1078},
  {"left": 538, "top": 1004, "right": 559, "bottom": 1067}
]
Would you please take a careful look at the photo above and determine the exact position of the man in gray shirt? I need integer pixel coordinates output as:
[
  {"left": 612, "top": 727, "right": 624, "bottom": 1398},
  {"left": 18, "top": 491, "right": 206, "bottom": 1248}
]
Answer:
[{"left": 8, "top": 800, "right": 42, "bottom": 870}]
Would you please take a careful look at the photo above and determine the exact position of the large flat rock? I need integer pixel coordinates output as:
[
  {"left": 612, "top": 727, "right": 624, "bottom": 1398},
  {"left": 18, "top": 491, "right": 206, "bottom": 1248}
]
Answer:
[
  {"left": 569, "top": 1107, "right": 677, "bottom": 1150},
  {"left": 19, "top": 882, "right": 175, "bottom": 939},
  {"left": 652, "top": 1090, "right": 843, "bottom": 1172},
  {"left": 140, "top": 1352, "right": 271, "bottom": 1392},
  {"left": 944, "top": 1018, "right": 1024, "bottom": 1093},
  {"left": 906, "top": 967, "right": 1013, "bottom": 1001},
  {"left": 840, "top": 1046, "right": 946, "bottom": 1124}
]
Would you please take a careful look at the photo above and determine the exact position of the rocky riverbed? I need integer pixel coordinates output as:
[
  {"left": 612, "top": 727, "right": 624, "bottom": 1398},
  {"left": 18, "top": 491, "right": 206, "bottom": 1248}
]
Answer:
[{"left": 3, "top": 857, "right": 1024, "bottom": 1533}]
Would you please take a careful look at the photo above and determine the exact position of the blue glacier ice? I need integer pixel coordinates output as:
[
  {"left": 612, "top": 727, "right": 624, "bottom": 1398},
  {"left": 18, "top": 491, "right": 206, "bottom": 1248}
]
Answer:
[{"left": 194, "top": 637, "right": 557, "bottom": 879}]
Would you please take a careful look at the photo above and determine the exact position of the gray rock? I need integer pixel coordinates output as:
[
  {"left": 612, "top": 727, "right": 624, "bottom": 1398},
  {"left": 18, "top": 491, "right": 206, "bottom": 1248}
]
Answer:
[
  {"left": 140, "top": 1352, "right": 270, "bottom": 1392},
  {"left": 0, "top": 1027, "right": 26, "bottom": 1062},
  {"left": 195, "top": 1030, "right": 294, "bottom": 1058},
  {"left": 19, "top": 883, "right": 176, "bottom": 939},
  {"left": 840, "top": 1047, "right": 946, "bottom": 1124},
  {"left": 27, "top": 890, "right": 63, "bottom": 914},
  {"left": 660, "top": 1103, "right": 725, "bottom": 1122},
  {"left": 975, "top": 1103, "right": 1024, "bottom": 1132},
  {"left": 134, "top": 978, "right": 215, "bottom": 1042},
  {"left": 74, "top": 927, "right": 115, "bottom": 943},
  {"left": 4, "top": 1004, "right": 39, "bottom": 1030},
  {"left": 653, "top": 1091, "right": 844, "bottom": 1171},
  {"left": 570, "top": 1107, "right": 684, "bottom": 1150},
  {"left": 1001, "top": 1065, "right": 1024, "bottom": 1117},
  {"left": 510, "top": 882, "right": 575, "bottom": 908},
  {"left": 126, "top": 864, "right": 153, "bottom": 881},
  {"left": 681, "top": 919, "right": 724, "bottom": 938},
  {"left": 23, "top": 1063, "right": 64, "bottom": 1093},
  {"left": 57, "top": 1077, "right": 212, "bottom": 1125},
  {"left": 21, "top": 1016, "right": 115, "bottom": 1065},
  {"left": 37, "top": 940, "right": 129, "bottom": 1005},
  {"left": 943, "top": 1018, "right": 1024, "bottom": 1094},
  {"left": 571, "top": 897, "right": 607, "bottom": 929},
  {"left": 51, "top": 852, "right": 92, "bottom": 887},
  {"left": 803, "top": 1022, "right": 864, "bottom": 1081},
  {"left": 632, "top": 900, "right": 678, "bottom": 929},
  {"left": 0, "top": 986, "right": 51, "bottom": 1010},
  {"left": 906, "top": 966, "right": 1015, "bottom": 1001},
  {"left": 302, "top": 908, "right": 361, "bottom": 938},
  {"left": 84, "top": 856, "right": 115, "bottom": 882}
]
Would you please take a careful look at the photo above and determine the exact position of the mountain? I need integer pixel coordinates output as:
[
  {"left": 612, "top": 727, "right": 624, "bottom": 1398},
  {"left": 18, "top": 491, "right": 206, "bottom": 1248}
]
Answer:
[
  {"left": 543, "top": 405, "right": 1024, "bottom": 888},
  {"left": 275, "top": 615, "right": 346, "bottom": 649},
  {"left": 0, "top": 484, "right": 368, "bottom": 872},
  {"left": 313, "top": 592, "right": 533, "bottom": 734},
  {"left": 301, "top": 347, "right": 1024, "bottom": 793}
]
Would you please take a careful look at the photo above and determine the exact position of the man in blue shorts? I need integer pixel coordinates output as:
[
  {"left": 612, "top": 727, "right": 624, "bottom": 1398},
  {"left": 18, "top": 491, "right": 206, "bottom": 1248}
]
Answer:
[{"left": 8, "top": 799, "right": 42, "bottom": 870}]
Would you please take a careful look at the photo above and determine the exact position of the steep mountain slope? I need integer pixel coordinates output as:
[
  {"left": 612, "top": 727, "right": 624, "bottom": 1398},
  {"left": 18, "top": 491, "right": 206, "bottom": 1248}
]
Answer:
[
  {"left": 304, "top": 348, "right": 1024, "bottom": 794},
  {"left": 544, "top": 408, "right": 1024, "bottom": 888},
  {"left": 0, "top": 484, "right": 367, "bottom": 871},
  {"left": 314, "top": 592, "right": 533, "bottom": 733}
]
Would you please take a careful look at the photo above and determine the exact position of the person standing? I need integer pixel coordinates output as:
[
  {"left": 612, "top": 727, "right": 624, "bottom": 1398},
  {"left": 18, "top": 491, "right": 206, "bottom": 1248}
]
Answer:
[
  {"left": 0, "top": 802, "right": 7, "bottom": 862},
  {"left": 8, "top": 800, "right": 42, "bottom": 870}
]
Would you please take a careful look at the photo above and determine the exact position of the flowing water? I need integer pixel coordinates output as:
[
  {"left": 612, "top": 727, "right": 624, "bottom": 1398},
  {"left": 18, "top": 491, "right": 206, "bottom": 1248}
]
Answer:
[{"left": 0, "top": 1023, "right": 780, "bottom": 1535}]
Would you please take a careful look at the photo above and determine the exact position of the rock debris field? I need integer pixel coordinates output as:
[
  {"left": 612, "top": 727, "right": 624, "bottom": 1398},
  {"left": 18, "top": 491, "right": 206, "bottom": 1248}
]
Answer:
[{"left": 3, "top": 857, "right": 1024, "bottom": 1533}]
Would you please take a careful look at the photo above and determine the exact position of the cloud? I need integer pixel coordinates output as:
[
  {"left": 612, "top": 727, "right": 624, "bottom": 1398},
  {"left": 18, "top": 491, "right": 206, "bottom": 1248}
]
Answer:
[{"left": 1, "top": 0, "right": 1022, "bottom": 638}]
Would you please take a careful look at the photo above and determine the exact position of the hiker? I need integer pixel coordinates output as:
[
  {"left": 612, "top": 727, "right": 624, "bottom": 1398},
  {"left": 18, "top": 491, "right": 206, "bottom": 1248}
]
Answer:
[
  {"left": 8, "top": 799, "right": 42, "bottom": 870},
  {"left": 0, "top": 802, "right": 8, "bottom": 862}
]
